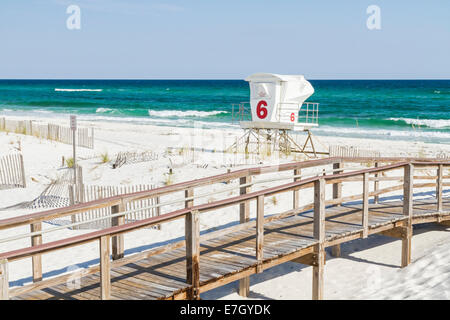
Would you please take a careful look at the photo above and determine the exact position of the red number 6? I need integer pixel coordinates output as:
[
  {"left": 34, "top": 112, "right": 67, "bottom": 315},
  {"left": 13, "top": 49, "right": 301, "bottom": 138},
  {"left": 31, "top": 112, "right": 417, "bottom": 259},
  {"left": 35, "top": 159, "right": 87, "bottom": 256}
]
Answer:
[
  {"left": 256, "top": 100, "right": 268, "bottom": 119},
  {"left": 290, "top": 113, "right": 295, "bottom": 122}
]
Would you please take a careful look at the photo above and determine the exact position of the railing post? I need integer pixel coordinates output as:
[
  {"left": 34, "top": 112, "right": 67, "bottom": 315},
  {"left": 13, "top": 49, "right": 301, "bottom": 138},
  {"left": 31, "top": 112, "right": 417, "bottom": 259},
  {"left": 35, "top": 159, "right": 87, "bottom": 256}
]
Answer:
[
  {"left": 256, "top": 195, "right": 264, "bottom": 274},
  {"left": 186, "top": 210, "right": 200, "bottom": 300},
  {"left": 312, "top": 178, "right": 325, "bottom": 300},
  {"left": 30, "top": 222, "right": 43, "bottom": 282},
  {"left": 403, "top": 164, "right": 414, "bottom": 218},
  {"left": 293, "top": 169, "right": 301, "bottom": 210},
  {"left": 112, "top": 200, "right": 126, "bottom": 260},
  {"left": 0, "top": 259, "right": 9, "bottom": 300},
  {"left": 374, "top": 162, "right": 380, "bottom": 204},
  {"left": 331, "top": 162, "right": 342, "bottom": 257},
  {"left": 402, "top": 163, "right": 414, "bottom": 268},
  {"left": 362, "top": 172, "right": 369, "bottom": 238},
  {"left": 238, "top": 176, "right": 251, "bottom": 297},
  {"left": 156, "top": 196, "right": 162, "bottom": 230},
  {"left": 185, "top": 187, "right": 194, "bottom": 209},
  {"left": 100, "top": 235, "right": 111, "bottom": 300},
  {"left": 437, "top": 164, "right": 443, "bottom": 212},
  {"left": 332, "top": 162, "right": 343, "bottom": 204}
]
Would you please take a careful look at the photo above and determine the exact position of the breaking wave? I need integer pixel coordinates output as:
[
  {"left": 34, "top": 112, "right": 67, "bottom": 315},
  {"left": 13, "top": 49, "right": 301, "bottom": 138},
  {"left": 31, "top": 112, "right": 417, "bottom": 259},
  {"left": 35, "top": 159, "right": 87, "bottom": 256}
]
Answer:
[
  {"left": 55, "top": 88, "right": 103, "bottom": 92},
  {"left": 148, "top": 110, "right": 228, "bottom": 118},
  {"left": 389, "top": 118, "right": 450, "bottom": 129}
]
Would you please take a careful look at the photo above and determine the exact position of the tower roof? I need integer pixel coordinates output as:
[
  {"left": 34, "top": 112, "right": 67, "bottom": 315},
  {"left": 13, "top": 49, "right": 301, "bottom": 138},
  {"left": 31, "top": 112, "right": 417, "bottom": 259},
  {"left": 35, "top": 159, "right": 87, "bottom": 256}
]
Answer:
[{"left": 245, "top": 73, "right": 306, "bottom": 82}]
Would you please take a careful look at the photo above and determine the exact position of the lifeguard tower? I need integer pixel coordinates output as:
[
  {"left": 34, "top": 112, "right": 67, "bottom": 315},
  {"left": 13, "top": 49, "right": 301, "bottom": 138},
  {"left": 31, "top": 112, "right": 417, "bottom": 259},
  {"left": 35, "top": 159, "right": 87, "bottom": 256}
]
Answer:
[{"left": 229, "top": 73, "right": 324, "bottom": 157}]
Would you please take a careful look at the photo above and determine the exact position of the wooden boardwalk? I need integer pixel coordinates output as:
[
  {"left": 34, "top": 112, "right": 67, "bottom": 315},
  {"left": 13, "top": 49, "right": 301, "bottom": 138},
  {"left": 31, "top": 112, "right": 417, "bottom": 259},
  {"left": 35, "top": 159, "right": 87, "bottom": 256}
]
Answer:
[
  {"left": 11, "top": 197, "right": 450, "bottom": 300},
  {"left": 0, "top": 157, "right": 449, "bottom": 300}
]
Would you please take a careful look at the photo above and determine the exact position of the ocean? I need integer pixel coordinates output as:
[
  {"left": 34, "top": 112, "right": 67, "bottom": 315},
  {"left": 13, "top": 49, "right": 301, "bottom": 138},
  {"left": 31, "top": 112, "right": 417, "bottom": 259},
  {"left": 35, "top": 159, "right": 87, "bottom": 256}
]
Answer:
[{"left": 0, "top": 79, "right": 449, "bottom": 144}]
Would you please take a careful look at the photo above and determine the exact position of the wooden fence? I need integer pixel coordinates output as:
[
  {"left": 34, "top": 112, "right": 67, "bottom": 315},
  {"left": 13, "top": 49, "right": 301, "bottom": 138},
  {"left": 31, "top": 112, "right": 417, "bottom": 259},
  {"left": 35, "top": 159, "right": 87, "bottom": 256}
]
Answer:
[
  {"left": 25, "top": 166, "right": 159, "bottom": 229},
  {"left": 0, "top": 153, "right": 26, "bottom": 190},
  {"left": 70, "top": 184, "right": 160, "bottom": 229},
  {"left": 329, "top": 145, "right": 381, "bottom": 158},
  {"left": 112, "top": 151, "right": 159, "bottom": 169},
  {"left": 26, "top": 166, "right": 82, "bottom": 209},
  {"left": 0, "top": 118, "right": 94, "bottom": 149}
]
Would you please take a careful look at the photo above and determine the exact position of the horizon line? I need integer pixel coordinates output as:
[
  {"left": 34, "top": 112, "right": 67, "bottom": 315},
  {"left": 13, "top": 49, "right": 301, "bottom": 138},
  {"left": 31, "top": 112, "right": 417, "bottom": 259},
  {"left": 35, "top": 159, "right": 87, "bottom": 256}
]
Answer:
[{"left": 0, "top": 78, "right": 449, "bottom": 81}]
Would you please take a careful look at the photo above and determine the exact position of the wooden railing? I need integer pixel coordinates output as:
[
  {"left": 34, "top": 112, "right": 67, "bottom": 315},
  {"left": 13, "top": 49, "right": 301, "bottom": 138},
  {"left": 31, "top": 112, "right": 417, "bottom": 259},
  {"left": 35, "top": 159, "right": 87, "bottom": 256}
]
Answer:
[{"left": 0, "top": 157, "right": 449, "bottom": 300}]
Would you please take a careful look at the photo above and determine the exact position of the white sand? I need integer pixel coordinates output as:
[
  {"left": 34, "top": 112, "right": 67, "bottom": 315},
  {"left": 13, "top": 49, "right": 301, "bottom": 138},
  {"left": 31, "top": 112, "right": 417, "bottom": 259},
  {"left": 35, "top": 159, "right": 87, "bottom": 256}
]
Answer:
[{"left": 0, "top": 115, "right": 449, "bottom": 299}]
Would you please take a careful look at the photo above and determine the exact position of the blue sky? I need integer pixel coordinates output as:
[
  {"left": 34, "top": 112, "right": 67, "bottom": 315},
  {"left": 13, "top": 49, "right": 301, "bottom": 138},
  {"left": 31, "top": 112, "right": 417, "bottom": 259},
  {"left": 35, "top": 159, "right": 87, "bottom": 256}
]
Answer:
[{"left": 0, "top": 0, "right": 449, "bottom": 79}]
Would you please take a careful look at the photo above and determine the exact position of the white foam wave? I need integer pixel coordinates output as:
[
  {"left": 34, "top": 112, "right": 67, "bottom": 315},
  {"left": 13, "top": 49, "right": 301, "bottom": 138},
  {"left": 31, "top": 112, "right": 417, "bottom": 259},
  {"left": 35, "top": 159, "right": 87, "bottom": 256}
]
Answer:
[
  {"left": 34, "top": 109, "right": 53, "bottom": 114},
  {"left": 54, "top": 88, "right": 103, "bottom": 92},
  {"left": 315, "top": 126, "right": 450, "bottom": 141},
  {"left": 389, "top": 118, "right": 450, "bottom": 129},
  {"left": 75, "top": 114, "right": 238, "bottom": 129},
  {"left": 96, "top": 108, "right": 113, "bottom": 113},
  {"left": 148, "top": 110, "right": 228, "bottom": 118}
]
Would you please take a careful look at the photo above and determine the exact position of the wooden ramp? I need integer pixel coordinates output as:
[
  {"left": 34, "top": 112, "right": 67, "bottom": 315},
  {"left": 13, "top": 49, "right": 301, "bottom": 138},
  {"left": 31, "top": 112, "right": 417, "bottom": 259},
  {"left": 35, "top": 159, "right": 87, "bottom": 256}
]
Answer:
[
  {"left": 11, "top": 197, "right": 450, "bottom": 300},
  {"left": 1, "top": 158, "right": 449, "bottom": 300}
]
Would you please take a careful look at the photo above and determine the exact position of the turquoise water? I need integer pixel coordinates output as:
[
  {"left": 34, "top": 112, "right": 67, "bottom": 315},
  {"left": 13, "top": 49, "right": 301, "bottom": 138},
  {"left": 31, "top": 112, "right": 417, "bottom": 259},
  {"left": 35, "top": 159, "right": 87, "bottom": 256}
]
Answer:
[{"left": 0, "top": 80, "right": 449, "bottom": 144}]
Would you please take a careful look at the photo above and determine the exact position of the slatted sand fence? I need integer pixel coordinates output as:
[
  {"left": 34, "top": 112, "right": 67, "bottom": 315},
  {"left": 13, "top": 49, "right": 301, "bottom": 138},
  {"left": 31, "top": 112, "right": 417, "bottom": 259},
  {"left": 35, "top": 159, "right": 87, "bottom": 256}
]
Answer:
[
  {"left": 329, "top": 145, "right": 381, "bottom": 158},
  {"left": 71, "top": 184, "right": 161, "bottom": 230},
  {"left": 0, "top": 117, "right": 94, "bottom": 149},
  {"left": 26, "top": 168, "right": 160, "bottom": 230},
  {"left": 112, "top": 151, "right": 159, "bottom": 169},
  {"left": 33, "top": 122, "right": 94, "bottom": 149},
  {"left": 0, "top": 118, "right": 28, "bottom": 134},
  {"left": 0, "top": 157, "right": 448, "bottom": 300},
  {"left": 26, "top": 167, "right": 82, "bottom": 210},
  {"left": 0, "top": 153, "right": 26, "bottom": 190}
]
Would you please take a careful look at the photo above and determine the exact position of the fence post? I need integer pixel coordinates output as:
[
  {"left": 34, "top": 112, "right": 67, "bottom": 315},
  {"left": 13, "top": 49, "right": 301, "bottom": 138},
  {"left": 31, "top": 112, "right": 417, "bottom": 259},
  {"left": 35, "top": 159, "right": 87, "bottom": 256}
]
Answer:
[
  {"left": 293, "top": 168, "right": 301, "bottom": 210},
  {"left": 0, "top": 259, "right": 9, "bottom": 300},
  {"left": 312, "top": 178, "right": 325, "bottom": 300},
  {"left": 256, "top": 195, "right": 264, "bottom": 274},
  {"left": 0, "top": 156, "right": 4, "bottom": 186},
  {"left": 30, "top": 222, "right": 43, "bottom": 282},
  {"left": 112, "top": 200, "right": 126, "bottom": 260},
  {"left": 56, "top": 125, "right": 60, "bottom": 142},
  {"left": 238, "top": 176, "right": 251, "bottom": 297},
  {"left": 402, "top": 163, "right": 414, "bottom": 268},
  {"left": 185, "top": 210, "right": 200, "bottom": 300},
  {"left": 77, "top": 165, "right": 84, "bottom": 203},
  {"left": 362, "top": 172, "right": 369, "bottom": 238},
  {"left": 68, "top": 185, "right": 78, "bottom": 230},
  {"left": 91, "top": 127, "right": 95, "bottom": 149},
  {"left": 437, "top": 164, "right": 443, "bottom": 212},
  {"left": 19, "top": 154, "right": 26, "bottom": 188},
  {"left": 100, "top": 235, "right": 111, "bottom": 300}
]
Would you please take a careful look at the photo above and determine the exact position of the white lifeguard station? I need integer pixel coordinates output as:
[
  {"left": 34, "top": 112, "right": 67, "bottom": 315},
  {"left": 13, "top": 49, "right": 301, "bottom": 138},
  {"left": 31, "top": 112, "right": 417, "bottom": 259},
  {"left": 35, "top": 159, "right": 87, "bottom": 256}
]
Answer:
[{"left": 230, "top": 73, "right": 323, "bottom": 157}]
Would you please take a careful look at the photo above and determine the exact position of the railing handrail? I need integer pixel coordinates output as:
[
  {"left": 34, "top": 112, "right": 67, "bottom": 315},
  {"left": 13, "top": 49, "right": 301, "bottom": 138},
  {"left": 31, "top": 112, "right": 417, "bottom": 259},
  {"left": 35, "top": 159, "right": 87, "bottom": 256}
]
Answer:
[
  {"left": 0, "top": 157, "right": 338, "bottom": 230},
  {"left": 0, "top": 156, "right": 448, "bottom": 232},
  {"left": 2, "top": 159, "right": 449, "bottom": 262}
]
